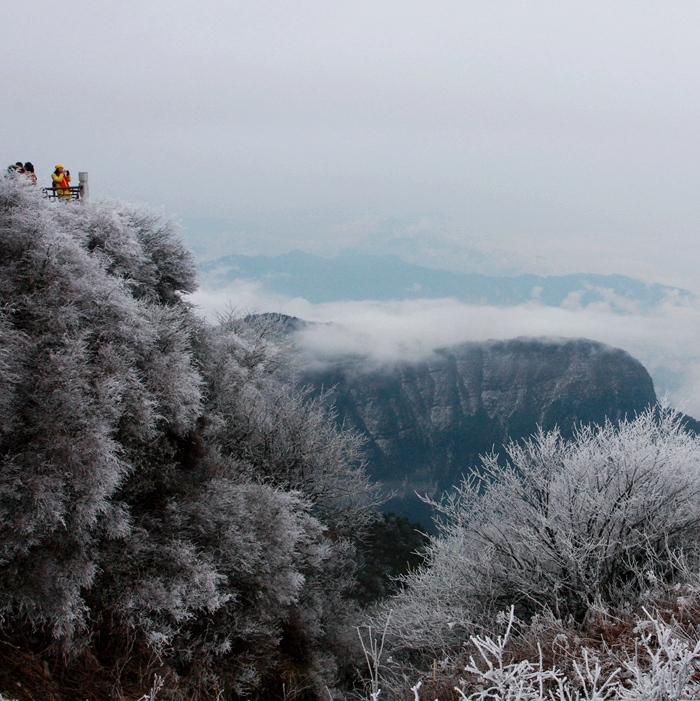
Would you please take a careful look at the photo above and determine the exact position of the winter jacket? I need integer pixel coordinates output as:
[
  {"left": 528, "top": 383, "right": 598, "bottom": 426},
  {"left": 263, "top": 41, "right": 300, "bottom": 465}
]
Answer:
[{"left": 51, "top": 171, "right": 71, "bottom": 200}]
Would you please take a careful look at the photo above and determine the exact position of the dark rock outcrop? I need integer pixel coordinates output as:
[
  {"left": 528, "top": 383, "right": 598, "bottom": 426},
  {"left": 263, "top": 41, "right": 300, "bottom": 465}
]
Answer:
[{"left": 299, "top": 337, "right": 656, "bottom": 523}]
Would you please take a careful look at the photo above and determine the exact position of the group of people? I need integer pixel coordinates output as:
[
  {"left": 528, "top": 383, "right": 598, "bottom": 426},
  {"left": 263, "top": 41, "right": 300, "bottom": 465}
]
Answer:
[
  {"left": 6, "top": 162, "right": 73, "bottom": 200},
  {"left": 7, "top": 161, "right": 37, "bottom": 185}
]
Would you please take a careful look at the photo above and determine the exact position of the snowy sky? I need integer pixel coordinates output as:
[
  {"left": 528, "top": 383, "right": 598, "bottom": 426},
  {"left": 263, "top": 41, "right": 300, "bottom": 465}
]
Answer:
[{"left": 4, "top": 1, "right": 700, "bottom": 288}]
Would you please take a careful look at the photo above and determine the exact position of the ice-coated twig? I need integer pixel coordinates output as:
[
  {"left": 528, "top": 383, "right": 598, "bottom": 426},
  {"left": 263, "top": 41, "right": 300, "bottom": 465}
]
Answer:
[{"left": 358, "top": 610, "right": 393, "bottom": 700}]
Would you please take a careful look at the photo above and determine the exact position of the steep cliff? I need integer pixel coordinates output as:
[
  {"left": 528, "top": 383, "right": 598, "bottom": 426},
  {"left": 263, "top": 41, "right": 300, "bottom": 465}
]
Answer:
[{"left": 298, "top": 337, "right": 657, "bottom": 522}]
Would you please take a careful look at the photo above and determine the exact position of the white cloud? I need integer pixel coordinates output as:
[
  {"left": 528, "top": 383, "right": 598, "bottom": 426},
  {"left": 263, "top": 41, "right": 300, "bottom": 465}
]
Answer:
[{"left": 188, "top": 284, "right": 700, "bottom": 416}]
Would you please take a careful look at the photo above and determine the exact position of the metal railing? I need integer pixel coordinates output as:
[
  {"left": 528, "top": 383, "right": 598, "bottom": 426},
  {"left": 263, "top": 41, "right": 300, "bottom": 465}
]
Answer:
[
  {"left": 41, "top": 186, "right": 84, "bottom": 201},
  {"left": 40, "top": 172, "right": 89, "bottom": 202}
]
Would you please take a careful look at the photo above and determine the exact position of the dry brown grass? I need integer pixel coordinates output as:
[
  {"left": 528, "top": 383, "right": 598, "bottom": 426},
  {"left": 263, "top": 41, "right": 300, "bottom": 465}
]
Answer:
[
  {"left": 0, "top": 640, "right": 63, "bottom": 701},
  {"left": 0, "top": 637, "right": 179, "bottom": 701},
  {"left": 387, "top": 581, "right": 700, "bottom": 700},
  {"left": 0, "top": 635, "right": 318, "bottom": 701}
]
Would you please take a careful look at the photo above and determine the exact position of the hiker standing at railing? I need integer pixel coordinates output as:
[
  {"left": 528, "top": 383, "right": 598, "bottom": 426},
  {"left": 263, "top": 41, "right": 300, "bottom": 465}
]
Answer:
[{"left": 51, "top": 164, "right": 71, "bottom": 200}]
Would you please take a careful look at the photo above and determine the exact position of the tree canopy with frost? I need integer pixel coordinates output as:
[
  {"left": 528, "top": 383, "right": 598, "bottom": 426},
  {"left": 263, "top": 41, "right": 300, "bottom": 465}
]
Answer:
[
  {"left": 381, "top": 405, "right": 700, "bottom": 656},
  {"left": 0, "top": 177, "right": 379, "bottom": 698}
]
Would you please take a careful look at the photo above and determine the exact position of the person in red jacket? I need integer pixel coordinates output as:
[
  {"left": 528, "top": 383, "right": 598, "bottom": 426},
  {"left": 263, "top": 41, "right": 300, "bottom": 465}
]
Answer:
[{"left": 51, "top": 164, "right": 71, "bottom": 200}]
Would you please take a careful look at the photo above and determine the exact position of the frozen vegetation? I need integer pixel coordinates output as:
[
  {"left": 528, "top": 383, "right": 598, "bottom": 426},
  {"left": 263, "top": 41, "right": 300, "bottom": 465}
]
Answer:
[
  {"left": 366, "top": 407, "right": 700, "bottom": 699},
  {"left": 0, "top": 179, "right": 379, "bottom": 699},
  {"left": 3, "top": 177, "right": 700, "bottom": 699}
]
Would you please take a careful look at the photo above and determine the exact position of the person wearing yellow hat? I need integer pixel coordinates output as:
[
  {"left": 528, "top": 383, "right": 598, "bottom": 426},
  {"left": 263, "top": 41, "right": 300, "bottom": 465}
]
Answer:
[{"left": 51, "top": 164, "right": 71, "bottom": 200}]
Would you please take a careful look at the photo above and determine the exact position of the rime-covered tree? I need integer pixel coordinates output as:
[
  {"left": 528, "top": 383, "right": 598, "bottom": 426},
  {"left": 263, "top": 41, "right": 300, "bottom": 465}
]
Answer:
[
  {"left": 380, "top": 405, "right": 700, "bottom": 658},
  {"left": 0, "top": 178, "right": 378, "bottom": 698}
]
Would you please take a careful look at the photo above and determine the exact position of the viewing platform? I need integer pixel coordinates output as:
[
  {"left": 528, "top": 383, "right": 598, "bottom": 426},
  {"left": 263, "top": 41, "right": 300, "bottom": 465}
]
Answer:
[{"left": 41, "top": 172, "right": 89, "bottom": 201}]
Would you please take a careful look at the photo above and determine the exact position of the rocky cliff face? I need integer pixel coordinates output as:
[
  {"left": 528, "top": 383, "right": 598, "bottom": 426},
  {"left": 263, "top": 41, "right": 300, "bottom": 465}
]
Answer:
[{"left": 298, "top": 337, "right": 656, "bottom": 523}]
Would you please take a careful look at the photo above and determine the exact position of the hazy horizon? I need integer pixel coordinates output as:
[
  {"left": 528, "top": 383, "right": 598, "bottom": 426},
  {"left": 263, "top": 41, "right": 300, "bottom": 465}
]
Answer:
[
  {"left": 5, "top": 2, "right": 700, "bottom": 410},
  {"left": 4, "top": 2, "right": 700, "bottom": 291}
]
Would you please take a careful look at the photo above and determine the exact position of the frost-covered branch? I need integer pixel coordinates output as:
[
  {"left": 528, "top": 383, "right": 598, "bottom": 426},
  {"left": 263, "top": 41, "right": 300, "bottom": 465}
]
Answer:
[{"left": 379, "top": 405, "right": 700, "bottom": 657}]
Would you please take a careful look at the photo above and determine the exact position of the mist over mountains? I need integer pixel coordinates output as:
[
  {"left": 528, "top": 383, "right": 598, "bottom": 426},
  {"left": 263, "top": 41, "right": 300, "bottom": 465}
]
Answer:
[
  {"left": 199, "top": 250, "right": 693, "bottom": 311},
  {"left": 192, "top": 250, "right": 700, "bottom": 416}
]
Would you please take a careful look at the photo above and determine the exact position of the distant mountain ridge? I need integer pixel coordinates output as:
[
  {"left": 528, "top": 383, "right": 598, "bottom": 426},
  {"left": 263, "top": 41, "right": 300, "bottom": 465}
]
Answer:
[{"left": 199, "top": 250, "right": 693, "bottom": 310}]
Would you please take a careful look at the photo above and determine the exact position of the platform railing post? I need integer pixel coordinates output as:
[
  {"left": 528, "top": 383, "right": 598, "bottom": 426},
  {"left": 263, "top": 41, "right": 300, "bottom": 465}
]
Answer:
[{"left": 79, "top": 172, "right": 89, "bottom": 201}]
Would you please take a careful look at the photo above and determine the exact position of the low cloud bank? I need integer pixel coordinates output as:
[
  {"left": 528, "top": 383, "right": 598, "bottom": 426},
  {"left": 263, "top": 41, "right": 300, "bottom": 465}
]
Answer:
[{"left": 189, "top": 281, "right": 700, "bottom": 417}]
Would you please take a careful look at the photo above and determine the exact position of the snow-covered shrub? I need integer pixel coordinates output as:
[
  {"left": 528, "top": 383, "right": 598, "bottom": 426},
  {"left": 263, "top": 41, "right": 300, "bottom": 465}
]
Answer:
[
  {"left": 380, "top": 406, "right": 700, "bottom": 656},
  {"left": 0, "top": 178, "right": 378, "bottom": 697},
  {"left": 395, "top": 603, "right": 700, "bottom": 700},
  {"left": 449, "top": 605, "right": 700, "bottom": 701},
  {"left": 202, "top": 314, "right": 380, "bottom": 534},
  {"left": 179, "top": 314, "right": 382, "bottom": 690},
  {"left": 367, "top": 580, "right": 700, "bottom": 700},
  {"left": 0, "top": 180, "right": 200, "bottom": 639}
]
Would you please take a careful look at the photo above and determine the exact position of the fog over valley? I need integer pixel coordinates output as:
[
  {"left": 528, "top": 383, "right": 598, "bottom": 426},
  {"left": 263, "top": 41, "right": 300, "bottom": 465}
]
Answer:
[{"left": 190, "top": 274, "right": 700, "bottom": 416}]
